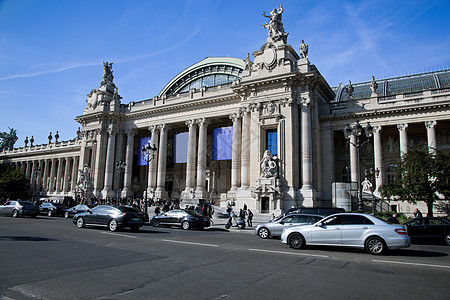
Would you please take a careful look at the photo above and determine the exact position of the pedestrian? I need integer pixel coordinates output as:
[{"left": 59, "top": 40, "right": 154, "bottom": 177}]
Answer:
[
  {"left": 243, "top": 203, "right": 247, "bottom": 211},
  {"left": 414, "top": 208, "right": 423, "bottom": 218},
  {"left": 226, "top": 206, "right": 232, "bottom": 218},
  {"left": 387, "top": 213, "right": 399, "bottom": 224},
  {"left": 154, "top": 205, "right": 161, "bottom": 215},
  {"left": 270, "top": 213, "right": 276, "bottom": 221},
  {"left": 247, "top": 209, "right": 253, "bottom": 227},
  {"left": 239, "top": 209, "right": 246, "bottom": 220}
]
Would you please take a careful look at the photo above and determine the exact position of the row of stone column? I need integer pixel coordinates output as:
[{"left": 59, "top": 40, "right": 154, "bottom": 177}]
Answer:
[
  {"left": 13, "top": 156, "right": 79, "bottom": 196},
  {"left": 349, "top": 120, "right": 438, "bottom": 193}
]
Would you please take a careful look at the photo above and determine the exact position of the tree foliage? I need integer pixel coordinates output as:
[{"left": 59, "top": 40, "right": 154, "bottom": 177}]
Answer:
[
  {"left": 380, "top": 148, "right": 450, "bottom": 217},
  {"left": 0, "top": 165, "right": 29, "bottom": 200},
  {"left": 0, "top": 128, "right": 18, "bottom": 151}
]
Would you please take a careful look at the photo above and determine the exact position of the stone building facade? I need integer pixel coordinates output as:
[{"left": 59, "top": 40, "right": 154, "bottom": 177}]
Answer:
[{"left": 1, "top": 7, "right": 449, "bottom": 215}]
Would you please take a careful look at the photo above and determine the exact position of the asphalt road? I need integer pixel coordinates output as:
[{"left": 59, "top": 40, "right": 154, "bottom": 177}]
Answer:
[{"left": 0, "top": 216, "right": 449, "bottom": 300}]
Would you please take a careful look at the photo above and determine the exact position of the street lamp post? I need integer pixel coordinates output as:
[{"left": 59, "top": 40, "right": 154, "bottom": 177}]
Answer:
[
  {"left": 364, "top": 168, "right": 380, "bottom": 212},
  {"left": 141, "top": 142, "right": 157, "bottom": 215},
  {"left": 115, "top": 160, "right": 126, "bottom": 205},
  {"left": 343, "top": 121, "right": 374, "bottom": 213},
  {"left": 32, "top": 166, "right": 41, "bottom": 201}
]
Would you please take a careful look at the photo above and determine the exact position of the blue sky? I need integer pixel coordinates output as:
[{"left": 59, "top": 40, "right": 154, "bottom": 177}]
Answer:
[{"left": 1, "top": 0, "right": 449, "bottom": 146}]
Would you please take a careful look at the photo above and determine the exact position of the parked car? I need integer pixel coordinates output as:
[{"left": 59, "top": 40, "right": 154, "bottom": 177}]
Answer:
[
  {"left": 281, "top": 213, "right": 411, "bottom": 255},
  {"left": 0, "top": 201, "right": 39, "bottom": 218},
  {"left": 151, "top": 209, "right": 210, "bottom": 230},
  {"left": 39, "top": 202, "right": 69, "bottom": 217},
  {"left": 272, "top": 207, "right": 345, "bottom": 222},
  {"left": 404, "top": 217, "right": 450, "bottom": 246},
  {"left": 73, "top": 205, "right": 145, "bottom": 232},
  {"left": 256, "top": 214, "right": 324, "bottom": 239},
  {"left": 64, "top": 204, "right": 92, "bottom": 219}
]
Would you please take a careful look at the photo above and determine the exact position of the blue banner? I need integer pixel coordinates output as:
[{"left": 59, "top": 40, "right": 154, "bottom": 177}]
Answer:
[
  {"left": 173, "top": 132, "right": 189, "bottom": 163},
  {"left": 212, "top": 126, "right": 233, "bottom": 160},
  {"left": 137, "top": 137, "right": 151, "bottom": 166}
]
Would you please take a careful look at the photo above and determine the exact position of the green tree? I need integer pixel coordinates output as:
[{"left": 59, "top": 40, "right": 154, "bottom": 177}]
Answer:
[
  {"left": 380, "top": 149, "right": 450, "bottom": 217},
  {"left": 0, "top": 165, "right": 29, "bottom": 199}
]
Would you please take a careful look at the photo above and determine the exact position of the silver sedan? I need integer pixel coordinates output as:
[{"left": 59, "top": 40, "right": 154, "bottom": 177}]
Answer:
[
  {"left": 255, "top": 214, "right": 324, "bottom": 239},
  {"left": 281, "top": 213, "right": 411, "bottom": 255}
]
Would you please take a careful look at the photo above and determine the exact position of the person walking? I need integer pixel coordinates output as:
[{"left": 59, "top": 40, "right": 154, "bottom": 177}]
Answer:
[
  {"left": 387, "top": 213, "right": 399, "bottom": 224},
  {"left": 414, "top": 208, "right": 423, "bottom": 218},
  {"left": 247, "top": 209, "right": 253, "bottom": 227}
]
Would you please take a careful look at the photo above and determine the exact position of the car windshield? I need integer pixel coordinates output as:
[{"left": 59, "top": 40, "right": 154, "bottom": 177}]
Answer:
[
  {"left": 18, "top": 201, "right": 34, "bottom": 205},
  {"left": 118, "top": 206, "right": 140, "bottom": 213}
]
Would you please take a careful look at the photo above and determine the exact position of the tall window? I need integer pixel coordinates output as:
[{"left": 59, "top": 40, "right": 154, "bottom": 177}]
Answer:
[
  {"left": 266, "top": 129, "right": 278, "bottom": 156},
  {"left": 387, "top": 163, "right": 398, "bottom": 184},
  {"left": 342, "top": 165, "right": 351, "bottom": 182}
]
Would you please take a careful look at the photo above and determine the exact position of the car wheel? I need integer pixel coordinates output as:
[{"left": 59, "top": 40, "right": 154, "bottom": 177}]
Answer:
[
  {"left": 109, "top": 219, "right": 119, "bottom": 232},
  {"left": 225, "top": 223, "right": 230, "bottom": 229},
  {"left": 444, "top": 233, "right": 450, "bottom": 246},
  {"left": 47, "top": 210, "right": 52, "bottom": 217},
  {"left": 76, "top": 217, "right": 85, "bottom": 228},
  {"left": 258, "top": 227, "right": 270, "bottom": 239},
  {"left": 288, "top": 233, "right": 305, "bottom": 249},
  {"left": 12, "top": 209, "right": 19, "bottom": 218},
  {"left": 151, "top": 219, "right": 160, "bottom": 227},
  {"left": 365, "top": 236, "right": 386, "bottom": 255},
  {"left": 182, "top": 221, "right": 190, "bottom": 230},
  {"left": 64, "top": 211, "right": 70, "bottom": 219}
]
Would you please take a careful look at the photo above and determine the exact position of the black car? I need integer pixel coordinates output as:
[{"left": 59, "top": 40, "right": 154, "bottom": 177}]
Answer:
[
  {"left": 73, "top": 205, "right": 145, "bottom": 232},
  {"left": 39, "top": 202, "right": 69, "bottom": 217},
  {"left": 272, "top": 207, "right": 345, "bottom": 222},
  {"left": 404, "top": 217, "right": 450, "bottom": 245},
  {"left": 151, "top": 209, "right": 210, "bottom": 230},
  {"left": 0, "top": 201, "right": 39, "bottom": 218},
  {"left": 64, "top": 204, "right": 92, "bottom": 219}
]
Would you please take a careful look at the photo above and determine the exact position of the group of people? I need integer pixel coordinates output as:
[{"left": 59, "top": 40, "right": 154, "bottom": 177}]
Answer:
[{"left": 226, "top": 202, "right": 254, "bottom": 227}]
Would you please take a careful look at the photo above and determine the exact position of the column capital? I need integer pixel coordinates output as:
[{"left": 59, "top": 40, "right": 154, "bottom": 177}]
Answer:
[
  {"left": 196, "top": 117, "right": 209, "bottom": 127},
  {"left": 229, "top": 112, "right": 241, "bottom": 122},
  {"left": 185, "top": 119, "right": 196, "bottom": 127},
  {"left": 157, "top": 123, "right": 170, "bottom": 131},
  {"left": 397, "top": 123, "right": 408, "bottom": 132},
  {"left": 107, "top": 127, "right": 118, "bottom": 136},
  {"left": 299, "top": 96, "right": 311, "bottom": 108},
  {"left": 124, "top": 128, "right": 136, "bottom": 137},
  {"left": 425, "top": 120, "right": 437, "bottom": 129},
  {"left": 148, "top": 125, "right": 158, "bottom": 132},
  {"left": 372, "top": 125, "right": 382, "bottom": 134}
]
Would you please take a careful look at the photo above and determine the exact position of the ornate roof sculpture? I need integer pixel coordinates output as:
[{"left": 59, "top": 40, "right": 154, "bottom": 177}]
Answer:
[
  {"left": 332, "top": 69, "right": 450, "bottom": 102},
  {"left": 158, "top": 57, "right": 245, "bottom": 97}
]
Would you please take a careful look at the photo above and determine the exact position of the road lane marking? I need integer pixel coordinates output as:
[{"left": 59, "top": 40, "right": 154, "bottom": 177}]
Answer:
[
  {"left": 162, "top": 239, "right": 219, "bottom": 247},
  {"left": 103, "top": 232, "right": 139, "bottom": 238},
  {"left": 372, "top": 259, "right": 450, "bottom": 270},
  {"left": 248, "top": 248, "right": 329, "bottom": 258}
]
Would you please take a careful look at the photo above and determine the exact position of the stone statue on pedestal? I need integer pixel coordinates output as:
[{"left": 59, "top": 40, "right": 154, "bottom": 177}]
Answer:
[
  {"left": 299, "top": 40, "right": 308, "bottom": 59},
  {"left": 260, "top": 150, "right": 278, "bottom": 178},
  {"left": 262, "top": 5, "right": 288, "bottom": 43}
]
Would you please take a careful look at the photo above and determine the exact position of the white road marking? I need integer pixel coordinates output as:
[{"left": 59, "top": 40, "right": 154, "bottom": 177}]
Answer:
[
  {"left": 162, "top": 239, "right": 219, "bottom": 247},
  {"left": 372, "top": 259, "right": 450, "bottom": 270},
  {"left": 103, "top": 232, "right": 139, "bottom": 238},
  {"left": 248, "top": 248, "right": 329, "bottom": 258}
]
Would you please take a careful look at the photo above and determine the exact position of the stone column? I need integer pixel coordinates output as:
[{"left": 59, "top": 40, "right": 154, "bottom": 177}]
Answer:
[
  {"left": 102, "top": 128, "right": 117, "bottom": 199},
  {"left": 62, "top": 158, "right": 70, "bottom": 193},
  {"left": 195, "top": 118, "right": 208, "bottom": 198},
  {"left": 229, "top": 112, "right": 241, "bottom": 192},
  {"left": 56, "top": 158, "right": 63, "bottom": 193},
  {"left": 36, "top": 160, "right": 42, "bottom": 194},
  {"left": 425, "top": 120, "right": 437, "bottom": 155},
  {"left": 30, "top": 161, "right": 37, "bottom": 190},
  {"left": 300, "top": 97, "right": 313, "bottom": 190},
  {"left": 113, "top": 130, "right": 125, "bottom": 192},
  {"left": 42, "top": 159, "right": 49, "bottom": 192},
  {"left": 155, "top": 124, "right": 169, "bottom": 199},
  {"left": 397, "top": 123, "right": 408, "bottom": 158},
  {"left": 349, "top": 133, "right": 359, "bottom": 185},
  {"left": 373, "top": 126, "right": 383, "bottom": 194},
  {"left": 49, "top": 159, "right": 56, "bottom": 193},
  {"left": 122, "top": 129, "right": 135, "bottom": 198},
  {"left": 93, "top": 129, "right": 106, "bottom": 198},
  {"left": 25, "top": 161, "right": 32, "bottom": 180},
  {"left": 147, "top": 125, "right": 159, "bottom": 194},
  {"left": 184, "top": 119, "right": 197, "bottom": 195},
  {"left": 71, "top": 157, "right": 79, "bottom": 193},
  {"left": 240, "top": 108, "right": 251, "bottom": 189}
]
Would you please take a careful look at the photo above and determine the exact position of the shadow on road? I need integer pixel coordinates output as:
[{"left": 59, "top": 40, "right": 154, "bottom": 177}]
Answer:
[{"left": 0, "top": 236, "right": 58, "bottom": 242}]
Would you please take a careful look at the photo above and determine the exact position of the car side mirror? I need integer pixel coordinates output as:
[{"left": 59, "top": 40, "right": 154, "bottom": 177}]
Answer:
[
  {"left": 279, "top": 221, "right": 284, "bottom": 225},
  {"left": 316, "top": 222, "right": 323, "bottom": 227},
  {"left": 88, "top": 209, "right": 93, "bottom": 214}
]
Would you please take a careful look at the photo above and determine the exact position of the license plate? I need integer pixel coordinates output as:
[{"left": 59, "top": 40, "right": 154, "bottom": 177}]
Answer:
[{"left": 132, "top": 218, "right": 140, "bottom": 221}]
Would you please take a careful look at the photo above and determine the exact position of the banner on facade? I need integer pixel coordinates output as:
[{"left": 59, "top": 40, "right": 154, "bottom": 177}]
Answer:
[
  {"left": 137, "top": 137, "right": 151, "bottom": 166},
  {"left": 173, "top": 132, "right": 189, "bottom": 163},
  {"left": 212, "top": 126, "right": 233, "bottom": 160}
]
